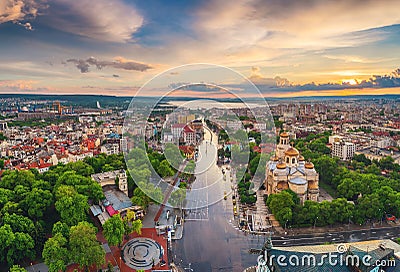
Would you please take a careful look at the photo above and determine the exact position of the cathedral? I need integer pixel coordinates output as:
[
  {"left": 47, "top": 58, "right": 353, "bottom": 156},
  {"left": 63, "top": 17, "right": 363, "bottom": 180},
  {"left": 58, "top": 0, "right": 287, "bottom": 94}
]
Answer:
[{"left": 265, "top": 132, "right": 319, "bottom": 204}]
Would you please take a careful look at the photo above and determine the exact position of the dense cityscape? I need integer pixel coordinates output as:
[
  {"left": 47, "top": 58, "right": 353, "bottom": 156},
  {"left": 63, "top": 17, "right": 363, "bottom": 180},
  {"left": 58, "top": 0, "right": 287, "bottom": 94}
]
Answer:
[
  {"left": 0, "top": 95, "right": 399, "bottom": 271},
  {"left": 1, "top": 0, "right": 400, "bottom": 271}
]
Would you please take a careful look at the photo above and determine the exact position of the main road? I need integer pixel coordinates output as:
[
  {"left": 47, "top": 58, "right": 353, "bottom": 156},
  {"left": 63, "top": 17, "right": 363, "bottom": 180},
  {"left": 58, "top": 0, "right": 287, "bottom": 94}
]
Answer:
[
  {"left": 171, "top": 126, "right": 400, "bottom": 271},
  {"left": 172, "top": 127, "right": 267, "bottom": 271}
]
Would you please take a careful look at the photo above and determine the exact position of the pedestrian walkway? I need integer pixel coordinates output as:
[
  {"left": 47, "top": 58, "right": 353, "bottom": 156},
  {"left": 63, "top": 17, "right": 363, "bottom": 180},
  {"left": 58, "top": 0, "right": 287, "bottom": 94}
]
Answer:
[
  {"left": 154, "top": 161, "right": 187, "bottom": 222},
  {"left": 253, "top": 190, "right": 271, "bottom": 231}
]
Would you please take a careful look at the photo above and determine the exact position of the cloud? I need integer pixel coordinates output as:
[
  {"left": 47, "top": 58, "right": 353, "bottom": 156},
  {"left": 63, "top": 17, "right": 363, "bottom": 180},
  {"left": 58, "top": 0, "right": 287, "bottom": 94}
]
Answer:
[
  {"left": 38, "top": 0, "right": 143, "bottom": 42},
  {"left": 168, "top": 82, "right": 222, "bottom": 91},
  {"left": 249, "top": 66, "right": 291, "bottom": 87},
  {"left": 15, "top": 21, "right": 33, "bottom": 30},
  {"left": 66, "top": 56, "right": 152, "bottom": 73},
  {"left": 225, "top": 67, "right": 400, "bottom": 95},
  {"left": 0, "top": 0, "right": 143, "bottom": 42},
  {"left": 195, "top": 0, "right": 400, "bottom": 52},
  {"left": 0, "top": 0, "right": 45, "bottom": 24}
]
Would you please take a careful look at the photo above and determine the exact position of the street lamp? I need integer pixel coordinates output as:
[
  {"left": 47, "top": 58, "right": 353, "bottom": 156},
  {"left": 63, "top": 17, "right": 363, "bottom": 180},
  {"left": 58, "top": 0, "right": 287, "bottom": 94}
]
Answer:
[
  {"left": 314, "top": 216, "right": 319, "bottom": 228},
  {"left": 284, "top": 219, "right": 289, "bottom": 230}
]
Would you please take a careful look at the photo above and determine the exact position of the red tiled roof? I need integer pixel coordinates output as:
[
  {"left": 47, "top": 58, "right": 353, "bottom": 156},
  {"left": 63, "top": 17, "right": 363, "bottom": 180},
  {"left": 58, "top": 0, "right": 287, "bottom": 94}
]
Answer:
[
  {"left": 105, "top": 205, "right": 119, "bottom": 216},
  {"left": 172, "top": 123, "right": 185, "bottom": 128},
  {"left": 183, "top": 125, "right": 195, "bottom": 133}
]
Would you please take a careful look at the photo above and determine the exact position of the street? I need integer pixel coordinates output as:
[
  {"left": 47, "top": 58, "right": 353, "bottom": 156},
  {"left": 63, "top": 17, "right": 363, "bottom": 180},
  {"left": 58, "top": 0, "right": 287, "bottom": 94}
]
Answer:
[{"left": 172, "top": 125, "right": 400, "bottom": 271}]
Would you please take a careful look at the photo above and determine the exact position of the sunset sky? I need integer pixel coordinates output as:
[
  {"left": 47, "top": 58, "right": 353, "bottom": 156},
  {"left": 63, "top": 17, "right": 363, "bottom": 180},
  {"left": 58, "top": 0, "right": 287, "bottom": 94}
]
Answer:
[{"left": 0, "top": 0, "right": 400, "bottom": 97}]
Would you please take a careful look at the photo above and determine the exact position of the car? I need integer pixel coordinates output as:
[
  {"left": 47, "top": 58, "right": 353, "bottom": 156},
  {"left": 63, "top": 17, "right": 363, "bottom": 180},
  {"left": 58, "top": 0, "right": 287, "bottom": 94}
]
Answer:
[
  {"left": 224, "top": 191, "right": 227, "bottom": 200},
  {"left": 233, "top": 199, "right": 236, "bottom": 205},
  {"left": 386, "top": 214, "right": 396, "bottom": 221}
]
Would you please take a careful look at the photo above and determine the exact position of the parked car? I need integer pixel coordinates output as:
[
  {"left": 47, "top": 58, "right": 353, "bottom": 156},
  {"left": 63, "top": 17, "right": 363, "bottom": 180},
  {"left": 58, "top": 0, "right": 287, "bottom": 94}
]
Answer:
[{"left": 386, "top": 214, "right": 396, "bottom": 221}]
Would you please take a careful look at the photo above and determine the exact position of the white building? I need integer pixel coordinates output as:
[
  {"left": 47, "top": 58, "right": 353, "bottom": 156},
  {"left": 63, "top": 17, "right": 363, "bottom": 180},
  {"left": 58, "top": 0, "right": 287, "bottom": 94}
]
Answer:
[
  {"left": 91, "top": 169, "right": 128, "bottom": 196},
  {"left": 171, "top": 124, "right": 185, "bottom": 141},
  {"left": 100, "top": 143, "right": 120, "bottom": 155},
  {"left": 371, "top": 137, "right": 393, "bottom": 149},
  {"left": 331, "top": 139, "right": 356, "bottom": 161}
]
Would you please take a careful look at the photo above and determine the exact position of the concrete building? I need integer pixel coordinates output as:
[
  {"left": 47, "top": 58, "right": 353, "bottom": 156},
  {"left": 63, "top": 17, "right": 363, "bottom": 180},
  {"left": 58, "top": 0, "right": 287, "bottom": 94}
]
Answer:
[
  {"left": 356, "top": 148, "right": 400, "bottom": 165},
  {"left": 100, "top": 143, "right": 120, "bottom": 155},
  {"left": 265, "top": 132, "right": 319, "bottom": 204},
  {"left": 331, "top": 137, "right": 356, "bottom": 161},
  {"left": 0, "top": 121, "right": 7, "bottom": 131},
  {"left": 91, "top": 169, "right": 128, "bottom": 196}
]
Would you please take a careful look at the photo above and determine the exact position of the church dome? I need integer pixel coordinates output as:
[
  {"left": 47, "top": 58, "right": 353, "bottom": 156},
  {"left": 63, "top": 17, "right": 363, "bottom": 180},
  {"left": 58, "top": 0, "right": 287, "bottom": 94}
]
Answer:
[
  {"left": 276, "top": 161, "right": 287, "bottom": 169},
  {"left": 305, "top": 162, "right": 314, "bottom": 169},
  {"left": 272, "top": 156, "right": 279, "bottom": 161},
  {"left": 280, "top": 132, "right": 289, "bottom": 137},
  {"left": 299, "top": 155, "right": 305, "bottom": 161},
  {"left": 284, "top": 147, "right": 299, "bottom": 156}
]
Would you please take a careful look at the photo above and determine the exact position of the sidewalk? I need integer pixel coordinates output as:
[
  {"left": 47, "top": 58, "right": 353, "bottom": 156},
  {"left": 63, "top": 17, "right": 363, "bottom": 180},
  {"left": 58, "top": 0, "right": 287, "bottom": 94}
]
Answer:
[{"left": 277, "top": 220, "right": 400, "bottom": 236}]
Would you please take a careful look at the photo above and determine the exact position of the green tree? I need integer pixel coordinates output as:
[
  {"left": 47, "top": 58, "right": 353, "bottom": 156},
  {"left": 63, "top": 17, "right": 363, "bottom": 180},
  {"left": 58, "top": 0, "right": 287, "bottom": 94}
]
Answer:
[
  {"left": 52, "top": 221, "right": 70, "bottom": 238},
  {"left": 169, "top": 188, "right": 186, "bottom": 208},
  {"left": 20, "top": 188, "right": 53, "bottom": 219},
  {"left": 337, "top": 178, "right": 363, "bottom": 200},
  {"left": 0, "top": 224, "right": 15, "bottom": 264},
  {"left": 164, "top": 143, "right": 184, "bottom": 170},
  {"left": 65, "top": 161, "right": 94, "bottom": 176},
  {"left": 55, "top": 192, "right": 89, "bottom": 226},
  {"left": 7, "top": 231, "right": 35, "bottom": 265},
  {"left": 43, "top": 233, "right": 69, "bottom": 272},
  {"left": 2, "top": 213, "right": 34, "bottom": 236},
  {"left": 69, "top": 222, "right": 105, "bottom": 270},
  {"left": 0, "top": 188, "right": 14, "bottom": 210},
  {"left": 131, "top": 219, "right": 143, "bottom": 235},
  {"left": 0, "top": 170, "right": 35, "bottom": 190},
  {"left": 158, "top": 160, "right": 175, "bottom": 178},
  {"left": 9, "top": 265, "right": 27, "bottom": 272},
  {"left": 103, "top": 214, "right": 125, "bottom": 246},
  {"left": 313, "top": 155, "right": 338, "bottom": 185}
]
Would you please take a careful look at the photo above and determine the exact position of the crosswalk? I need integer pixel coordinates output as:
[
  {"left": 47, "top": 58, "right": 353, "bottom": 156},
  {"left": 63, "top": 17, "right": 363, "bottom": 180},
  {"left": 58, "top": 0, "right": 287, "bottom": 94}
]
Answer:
[{"left": 185, "top": 199, "right": 209, "bottom": 221}]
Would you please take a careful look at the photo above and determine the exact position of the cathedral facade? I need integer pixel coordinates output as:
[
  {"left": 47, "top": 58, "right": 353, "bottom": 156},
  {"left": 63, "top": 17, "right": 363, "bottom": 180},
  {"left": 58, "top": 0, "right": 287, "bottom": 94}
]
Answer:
[{"left": 265, "top": 132, "right": 319, "bottom": 204}]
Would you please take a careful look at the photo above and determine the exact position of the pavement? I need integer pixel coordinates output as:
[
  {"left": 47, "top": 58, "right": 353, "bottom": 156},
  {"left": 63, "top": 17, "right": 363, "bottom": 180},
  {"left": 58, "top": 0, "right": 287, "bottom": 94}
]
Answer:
[{"left": 25, "top": 263, "right": 48, "bottom": 272}]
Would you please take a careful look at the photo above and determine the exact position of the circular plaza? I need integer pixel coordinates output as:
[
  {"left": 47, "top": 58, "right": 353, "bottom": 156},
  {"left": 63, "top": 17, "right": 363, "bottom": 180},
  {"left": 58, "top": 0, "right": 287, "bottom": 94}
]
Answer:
[{"left": 121, "top": 237, "right": 165, "bottom": 270}]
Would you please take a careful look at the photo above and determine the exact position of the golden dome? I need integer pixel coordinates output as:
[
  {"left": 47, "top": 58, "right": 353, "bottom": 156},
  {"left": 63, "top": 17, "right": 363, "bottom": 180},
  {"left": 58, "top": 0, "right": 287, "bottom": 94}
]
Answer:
[
  {"left": 280, "top": 132, "right": 289, "bottom": 137},
  {"left": 272, "top": 156, "right": 279, "bottom": 161},
  {"left": 299, "top": 155, "right": 305, "bottom": 161},
  {"left": 305, "top": 162, "right": 314, "bottom": 169},
  {"left": 284, "top": 147, "right": 299, "bottom": 156},
  {"left": 276, "top": 162, "right": 287, "bottom": 169}
]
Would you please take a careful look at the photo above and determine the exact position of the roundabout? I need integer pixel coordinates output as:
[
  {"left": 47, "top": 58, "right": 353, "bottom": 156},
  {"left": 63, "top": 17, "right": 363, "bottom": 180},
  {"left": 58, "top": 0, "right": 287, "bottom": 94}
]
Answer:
[{"left": 121, "top": 237, "right": 165, "bottom": 270}]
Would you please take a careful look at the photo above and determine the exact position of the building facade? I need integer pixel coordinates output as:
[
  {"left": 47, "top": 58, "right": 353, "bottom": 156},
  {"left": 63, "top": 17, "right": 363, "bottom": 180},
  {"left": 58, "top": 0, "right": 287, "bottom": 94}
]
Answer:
[
  {"left": 331, "top": 137, "right": 356, "bottom": 161},
  {"left": 265, "top": 132, "right": 319, "bottom": 204}
]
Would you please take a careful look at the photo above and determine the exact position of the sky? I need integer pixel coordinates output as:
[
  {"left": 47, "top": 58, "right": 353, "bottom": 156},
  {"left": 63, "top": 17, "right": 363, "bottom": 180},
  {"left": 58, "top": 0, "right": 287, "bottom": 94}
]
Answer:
[{"left": 0, "top": 0, "right": 400, "bottom": 97}]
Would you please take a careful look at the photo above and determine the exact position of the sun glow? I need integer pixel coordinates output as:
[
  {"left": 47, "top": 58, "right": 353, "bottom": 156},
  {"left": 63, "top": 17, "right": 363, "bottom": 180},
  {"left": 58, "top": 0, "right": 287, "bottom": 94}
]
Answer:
[{"left": 342, "top": 79, "right": 358, "bottom": 85}]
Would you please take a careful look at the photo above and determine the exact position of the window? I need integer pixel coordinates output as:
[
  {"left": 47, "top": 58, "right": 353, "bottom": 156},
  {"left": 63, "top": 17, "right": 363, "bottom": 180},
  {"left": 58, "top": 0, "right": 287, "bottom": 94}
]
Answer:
[
  {"left": 292, "top": 158, "right": 295, "bottom": 164},
  {"left": 286, "top": 157, "right": 289, "bottom": 163}
]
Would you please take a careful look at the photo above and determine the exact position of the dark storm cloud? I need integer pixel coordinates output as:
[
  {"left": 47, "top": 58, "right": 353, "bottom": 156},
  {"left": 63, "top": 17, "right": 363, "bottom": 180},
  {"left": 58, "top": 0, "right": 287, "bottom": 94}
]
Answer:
[{"left": 66, "top": 57, "right": 152, "bottom": 73}]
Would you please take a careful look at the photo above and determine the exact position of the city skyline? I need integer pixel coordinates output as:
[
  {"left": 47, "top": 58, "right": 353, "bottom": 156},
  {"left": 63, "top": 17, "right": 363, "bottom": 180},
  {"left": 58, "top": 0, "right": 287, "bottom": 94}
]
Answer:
[{"left": 0, "top": 0, "right": 400, "bottom": 97}]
